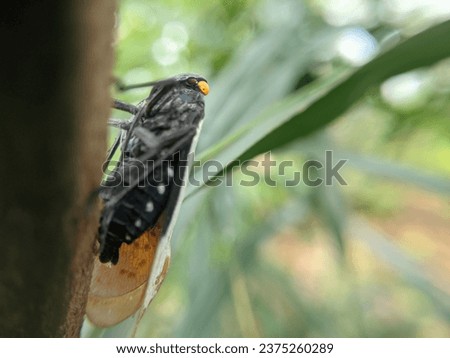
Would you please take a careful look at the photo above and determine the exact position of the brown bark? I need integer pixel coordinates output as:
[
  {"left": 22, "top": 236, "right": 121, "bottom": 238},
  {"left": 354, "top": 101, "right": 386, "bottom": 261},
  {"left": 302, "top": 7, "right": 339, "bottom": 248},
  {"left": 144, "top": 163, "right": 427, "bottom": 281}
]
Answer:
[{"left": 0, "top": 0, "right": 115, "bottom": 337}]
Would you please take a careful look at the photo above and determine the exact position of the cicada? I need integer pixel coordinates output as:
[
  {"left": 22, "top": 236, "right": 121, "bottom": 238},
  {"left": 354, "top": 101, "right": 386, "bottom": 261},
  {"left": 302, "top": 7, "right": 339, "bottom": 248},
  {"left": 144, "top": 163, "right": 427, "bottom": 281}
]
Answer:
[{"left": 86, "top": 73, "right": 209, "bottom": 327}]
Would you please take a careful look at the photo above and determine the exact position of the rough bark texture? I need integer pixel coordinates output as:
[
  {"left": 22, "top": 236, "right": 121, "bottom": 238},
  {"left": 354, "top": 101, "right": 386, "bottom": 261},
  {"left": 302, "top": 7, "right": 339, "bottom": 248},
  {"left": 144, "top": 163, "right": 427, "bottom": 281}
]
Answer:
[{"left": 0, "top": 0, "right": 115, "bottom": 337}]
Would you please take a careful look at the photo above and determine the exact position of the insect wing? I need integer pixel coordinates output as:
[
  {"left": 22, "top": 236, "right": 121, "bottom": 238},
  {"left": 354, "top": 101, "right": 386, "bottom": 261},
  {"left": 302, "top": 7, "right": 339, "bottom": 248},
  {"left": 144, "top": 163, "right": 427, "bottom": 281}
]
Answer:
[
  {"left": 135, "top": 122, "right": 203, "bottom": 323},
  {"left": 86, "top": 221, "right": 162, "bottom": 327}
]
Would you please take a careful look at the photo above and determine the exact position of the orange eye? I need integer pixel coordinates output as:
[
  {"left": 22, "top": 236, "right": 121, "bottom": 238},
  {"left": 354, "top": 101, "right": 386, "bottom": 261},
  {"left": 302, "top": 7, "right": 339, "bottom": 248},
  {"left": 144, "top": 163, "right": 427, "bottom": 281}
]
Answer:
[{"left": 197, "top": 80, "right": 209, "bottom": 95}]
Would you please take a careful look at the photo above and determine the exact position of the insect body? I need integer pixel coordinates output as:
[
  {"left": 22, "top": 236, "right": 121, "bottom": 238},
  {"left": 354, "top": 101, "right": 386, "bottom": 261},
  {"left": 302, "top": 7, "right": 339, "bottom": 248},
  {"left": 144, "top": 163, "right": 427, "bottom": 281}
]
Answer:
[{"left": 86, "top": 73, "right": 209, "bottom": 327}]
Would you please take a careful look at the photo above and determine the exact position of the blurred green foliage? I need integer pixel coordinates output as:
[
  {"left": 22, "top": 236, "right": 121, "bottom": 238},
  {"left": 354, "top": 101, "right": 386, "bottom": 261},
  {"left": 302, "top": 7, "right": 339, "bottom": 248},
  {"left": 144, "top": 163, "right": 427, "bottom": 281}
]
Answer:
[{"left": 87, "top": 0, "right": 450, "bottom": 337}]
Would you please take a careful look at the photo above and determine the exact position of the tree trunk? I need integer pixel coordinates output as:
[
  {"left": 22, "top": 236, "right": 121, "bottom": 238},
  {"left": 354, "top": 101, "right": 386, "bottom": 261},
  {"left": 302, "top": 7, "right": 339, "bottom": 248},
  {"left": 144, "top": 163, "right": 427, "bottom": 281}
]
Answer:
[{"left": 0, "top": 0, "right": 115, "bottom": 337}]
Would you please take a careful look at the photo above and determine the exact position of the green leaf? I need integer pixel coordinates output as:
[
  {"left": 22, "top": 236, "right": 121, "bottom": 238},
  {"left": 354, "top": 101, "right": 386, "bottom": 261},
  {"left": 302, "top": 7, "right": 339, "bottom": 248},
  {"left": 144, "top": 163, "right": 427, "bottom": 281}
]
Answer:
[
  {"left": 193, "top": 20, "right": 450, "bottom": 186},
  {"left": 239, "top": 20, "right": 450, "bottom": 160}
]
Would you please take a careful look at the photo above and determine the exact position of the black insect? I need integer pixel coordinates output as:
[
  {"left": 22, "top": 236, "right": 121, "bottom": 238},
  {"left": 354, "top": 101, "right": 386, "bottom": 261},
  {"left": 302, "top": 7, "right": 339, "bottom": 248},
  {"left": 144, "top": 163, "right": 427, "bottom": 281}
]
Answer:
[{"left": 98, "top": 73, "right": 209, "bottom": 264}]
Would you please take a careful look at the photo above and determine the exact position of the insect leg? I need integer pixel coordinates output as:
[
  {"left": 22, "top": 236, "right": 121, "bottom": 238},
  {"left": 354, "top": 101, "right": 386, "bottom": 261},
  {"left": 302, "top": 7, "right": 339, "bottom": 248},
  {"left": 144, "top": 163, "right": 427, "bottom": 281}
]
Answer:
[
  {"left": 118, "top": 103, "right": 148, "bottom": 163},
  {"left": 112, "top": 99, "right": 138, "bottom": 114},
  {"left": 108, "top": 118, "right": 133, "bottom": 130}
]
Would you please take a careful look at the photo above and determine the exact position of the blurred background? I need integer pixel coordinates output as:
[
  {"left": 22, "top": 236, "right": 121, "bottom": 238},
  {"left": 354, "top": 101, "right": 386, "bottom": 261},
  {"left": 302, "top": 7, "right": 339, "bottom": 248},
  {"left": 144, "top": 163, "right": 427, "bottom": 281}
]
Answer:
[{"left": 106, "top": 0, "right": 450, "bottom": 337}]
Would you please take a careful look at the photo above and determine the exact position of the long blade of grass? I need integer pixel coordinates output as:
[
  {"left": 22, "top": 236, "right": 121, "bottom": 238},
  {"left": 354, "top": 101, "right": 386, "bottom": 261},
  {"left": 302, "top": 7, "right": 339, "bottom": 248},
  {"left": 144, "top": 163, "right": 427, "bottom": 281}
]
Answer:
[{"left": 191, "top": 20, "right": 450, "bottom": 190}]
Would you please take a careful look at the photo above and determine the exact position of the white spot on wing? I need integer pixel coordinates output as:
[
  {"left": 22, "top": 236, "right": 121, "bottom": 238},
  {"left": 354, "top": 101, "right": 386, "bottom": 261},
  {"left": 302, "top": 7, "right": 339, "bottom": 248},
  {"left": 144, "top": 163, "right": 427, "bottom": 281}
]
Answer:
[
  {"left": 146, "top": 201, "right": 154, "bottom": 212},
  {"left": 157, "top": 184, "right": 166, "bottom": 195},
  {"left": 135, "top": 219, "right": 142, "bottom": 227},
  {"left": 167, "top": 167, "right": 174, "bottom": 177},
  {"left": 125, "top": 234, "right": 132, "bottom": 242}
]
